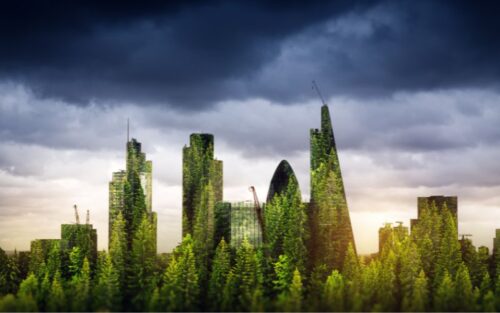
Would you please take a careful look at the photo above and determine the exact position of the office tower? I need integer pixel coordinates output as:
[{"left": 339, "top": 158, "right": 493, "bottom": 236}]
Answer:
[
  {"left": 61, "top": 223, "right": 98, "bottom": 269},
  {"left": 266, "top": 160, "right": 299, "bottom": 202},
  {"left": 230, "top": 201, "right": 263, "bottom": 249},
  {"left": 108, "top": 137, "right": 157, "bottom": 252},
  {"left": 411, "top": 195, "right": 458, "bottom": 233},
  {"left": 182, "top": 133, "right": 223, "bottom": 237},
  {"left": 379, "top": 222, "right": 409, "bottom": 253},
  {"left": 309, "top": 105, "right": 356, "bottom": 271}
]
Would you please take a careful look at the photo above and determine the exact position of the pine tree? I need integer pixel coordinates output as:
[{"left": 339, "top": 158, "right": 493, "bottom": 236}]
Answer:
[
  {"left": 454, "top": 262, "right": 474, "bottom": 311},
  {"left": 92, "top": 252, "right": 121, "bottom": 311},
  {"left": 407, "top": 270, "right": 428, "bottom": 312},
  {"left": 378, "top": 249, "right": 397, "bottom": 311},
  {"left": 435, "top": 206, "right": 461, "bottom": 285},
  {"left": 434, "top": 270, "right": 454, "bottom": 311},
  {"left": 283, "top": 268, "right": 302, "bottom": 312},
  {"left": 69, "top": 257, "right": 90, "bottom": 311},
  {"left": 68, "top": 246, "right": 83, "bottom": 277},
  {"left": 342, "top": 243, "right": 362, "bottom": 312},
  {"left": 323, "top": 270, "right": 345, "bottom": 312},
  {"left": 208, "top": 238, "right": 231, "bottom": 311},
  {"left": 400, "top": 238, "right": 423, "bottom": 311},
  {"left": 46, "top": 241, "right": 61, "bottom": 280},
  {"left": 47, "top": 271, "right": 66, "bottom": 312},
  {"left": 160, "top": 235, "right": 199, "bottom": 312},
  {"left": 109, "top": 211, "right": 126, "bottom": 290},
  {"left": 130, "top": 216, "right": 156, "bottom": 310},
  {"left": 230, "top": 237, "right": 262, "bottom": 311}
]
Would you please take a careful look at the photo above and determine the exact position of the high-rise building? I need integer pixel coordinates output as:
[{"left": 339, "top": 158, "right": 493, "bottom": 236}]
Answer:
[
  {"left": 379, "top": 222, "right": 409, "bottom": 253},
  {"left": 266, "top": 160, "right": 299, "bottom": 202},
  {"left": 108, "top": 137, "right": 157, "bottom": 252},
  {"left": 182, "top": 133, "right": 223, "bottom": 236},
  {"left": 411, "top": 195, "right": 458, "bottom": 233},
  {"left": 230, "top": 201, "right": 263, "bottom": 249},
  {"left": 61, "top": 223, "right": 98, "bottom": 269},
  {"left": 309, "top": 105, "right": 356, "bottom": 270}
]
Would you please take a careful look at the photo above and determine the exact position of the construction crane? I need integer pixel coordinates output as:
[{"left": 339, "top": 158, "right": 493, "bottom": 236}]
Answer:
[
  {"left": 312, "top": 80, "right": 327, "bottom": 105},
  {"left": 249, "top": 186, "right": 266, "bottom": 243},
  {"left": 73, "top": 204, "right": 80, "bottom": 224},
  {"left": 86, "top": 210, "right": 90, "bottom": 224}
]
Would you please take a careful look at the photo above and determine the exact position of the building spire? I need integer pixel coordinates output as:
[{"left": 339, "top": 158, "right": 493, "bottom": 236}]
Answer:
[{"left": 127, "top": 118, "right": 130, "bottom": 142}]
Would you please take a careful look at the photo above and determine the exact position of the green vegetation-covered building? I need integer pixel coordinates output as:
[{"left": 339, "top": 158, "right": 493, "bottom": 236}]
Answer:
[{"left": 309, "top": 104, "right": 356, "bottom": 271}]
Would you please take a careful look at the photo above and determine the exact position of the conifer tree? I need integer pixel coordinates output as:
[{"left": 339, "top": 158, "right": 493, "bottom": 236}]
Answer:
[
  {"left": 69, "top": 257, "right": 90, "bottom": 311},
  {"left": 160, "top": 235, "right": 199, "bottom": 312},
  {"left": 46, "top": 241, "right": 61, "bottom": 280},
  {"left": 208, "top": 238, "right": 231, "bottom": 311},
  {"left": 407, "top": 270, "right": 428, "bottom": 312},
  {"left": 130, "top": 216, "right": 156, "bottom": 310},
  {"left": 400, "top": 239, "right": 423, "bottom": 311},
  {"left": 47, "top": 271, "right": 66, "bottom": 312},
  {"left": 454, "top": 262, "right": 474, "bottom": 311},
  {"left": 109, "top": 211, "right": 126, "bottom": 289},
  {"left": 92, "top": 252, "right": 121, "bottom": 311},
  {"left": 435, "top": 205, "right": 461, "bottom": 285},
  {"left": 434, "top": 270, "right": 454, "bottom": 312},
  {"left": 38, "top": 272, "right": 50, "bottom": 311},
  {"left": 323, "top": 270, "right": 345, "bottom": 312},
  {"left": 286, "top": 269, "right": 303, "bottom": 312},
  {"left": 230, "top": 237, "right": 262, "bottom": 311},
  {"left": 68, "top": 246, "right": 83, "bottom": 277}
]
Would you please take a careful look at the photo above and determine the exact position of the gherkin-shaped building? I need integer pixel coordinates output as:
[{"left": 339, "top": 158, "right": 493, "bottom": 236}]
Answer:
[
  {"left": 309, "top": 105, "right": 356, "bottom": 271},
  {"left": 266, "top": 160, "right": 300, "bottom": 203}
]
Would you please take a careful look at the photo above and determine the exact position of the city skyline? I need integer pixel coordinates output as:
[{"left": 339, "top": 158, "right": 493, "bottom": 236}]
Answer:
[
  {"left": 1, "top": 101, "right": 498, "bottom": 255},
  {"left": 1, "top": 1, "right": 500, "bottom": 255}
]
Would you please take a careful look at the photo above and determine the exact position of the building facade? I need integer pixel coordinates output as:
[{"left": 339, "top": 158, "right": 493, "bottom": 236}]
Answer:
[
  {"left": 309, "top": 105, "right": 356, "bottom": 270},
  {"left": 230, "top": 201, "right": 263, "bottom": 249},
  {"left": 411, "top": 195, "right": 458, "bottom": 233},
  {"left": 108, "top": 138, "right": 157, "bottom": 252},
  {"left": 182, "top": 133, "right": 223, "bottom": 237}
]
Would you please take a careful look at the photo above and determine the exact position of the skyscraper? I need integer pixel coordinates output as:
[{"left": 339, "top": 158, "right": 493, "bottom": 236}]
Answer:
[
  {"left": 309, "top": 105, "right": 356, "bottom": 271},
  {"left": 108, "top": 137, "right": 157, "bottom": 252},
  {"left": 182, "top": 133, "right": 223, "bottom": 237}
]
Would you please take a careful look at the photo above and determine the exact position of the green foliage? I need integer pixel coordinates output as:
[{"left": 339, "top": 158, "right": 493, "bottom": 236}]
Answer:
[
  {"left": 46, "top": 271, "right": 66, "bottom": 312},
  {"left": 92, "top": 252, "right": 121, "bottom": 311},
  {"left": 208, "top": 238, "right": 231, "bottom": 311},
  {"left": 265, "top": 178, "right": 307, "bottom": 273},
  {"left": 434, "top": 270, "right": 454, "bottom": 312},
  {"left": 160, "top": 235, "right": 199, "bottom": 312},
  {"left": 323, "top": 270, "right": 344, "bottom": 312},
  {"left": 130, "top": 216, "right": 157, "bottom": 310},
  {"left": 454, "top": 263, "right": 474, "bottom": 311}
]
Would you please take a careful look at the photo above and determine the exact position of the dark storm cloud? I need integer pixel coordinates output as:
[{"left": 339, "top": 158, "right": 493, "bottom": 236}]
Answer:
[
  {"left": 5, "top": 0, "right": 500, "bottom": 108},
  {"left": 0, "top": 0, "right": 373, "bottom": 108}
]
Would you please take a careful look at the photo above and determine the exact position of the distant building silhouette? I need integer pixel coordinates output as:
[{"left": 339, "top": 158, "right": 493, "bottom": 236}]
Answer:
[
  {"left": 379, "top": 222, "right": 408, "bottom": 253},
  {"left": 411, "top": 195, "right": 458, "bottom": 234}
]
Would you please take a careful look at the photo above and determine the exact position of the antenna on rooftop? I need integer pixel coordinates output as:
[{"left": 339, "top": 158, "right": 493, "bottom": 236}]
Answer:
[
  {"left": 127, "top": 118, "right": 130, "bottom": 142},
  {"left": 86, "top": 210, "right": 90, "bottom": 224},
  {"left": 312, "top": 80, "right": 327, "bottom": 106}
]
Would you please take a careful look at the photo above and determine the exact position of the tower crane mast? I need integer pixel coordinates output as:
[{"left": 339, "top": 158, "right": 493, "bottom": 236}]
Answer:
[
  {"left": 73, "top": 204, "right": 80, "bottom": 224},
  {"left": 249, "top": 186, "right": 266, "bottom": 243}
]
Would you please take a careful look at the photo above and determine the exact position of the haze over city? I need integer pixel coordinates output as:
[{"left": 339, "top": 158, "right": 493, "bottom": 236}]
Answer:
[{"left": 1, "top": 0, "right": 500, "bottom": 254}]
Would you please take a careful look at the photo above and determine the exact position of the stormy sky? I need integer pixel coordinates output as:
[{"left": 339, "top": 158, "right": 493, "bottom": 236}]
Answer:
[{"left": 1, "top": 0, "right": 500, "bottom": 254}]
